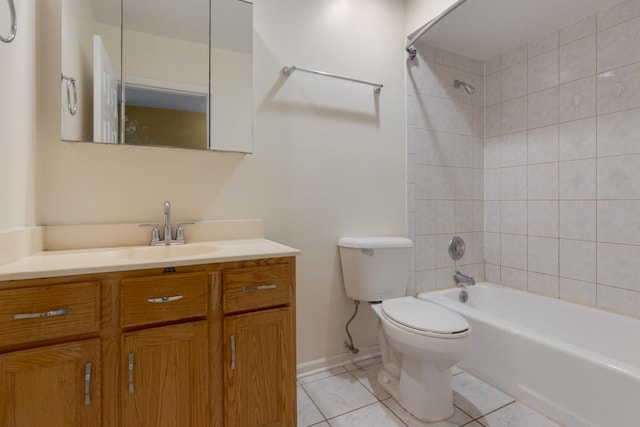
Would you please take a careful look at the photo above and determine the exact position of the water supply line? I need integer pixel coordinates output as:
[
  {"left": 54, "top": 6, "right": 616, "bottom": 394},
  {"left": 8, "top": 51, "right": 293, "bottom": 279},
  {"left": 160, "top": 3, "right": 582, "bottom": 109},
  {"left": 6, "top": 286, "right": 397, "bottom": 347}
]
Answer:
[{"left": 344, "top": 300, "right": 360, "bottom": 354}]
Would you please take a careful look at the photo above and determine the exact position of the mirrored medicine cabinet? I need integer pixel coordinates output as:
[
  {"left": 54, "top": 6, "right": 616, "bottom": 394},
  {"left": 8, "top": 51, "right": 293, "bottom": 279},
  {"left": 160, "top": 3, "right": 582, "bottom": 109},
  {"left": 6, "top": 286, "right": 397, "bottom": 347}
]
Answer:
[{"left": 61, "top": 0, "right": 253, "bottom": 153}]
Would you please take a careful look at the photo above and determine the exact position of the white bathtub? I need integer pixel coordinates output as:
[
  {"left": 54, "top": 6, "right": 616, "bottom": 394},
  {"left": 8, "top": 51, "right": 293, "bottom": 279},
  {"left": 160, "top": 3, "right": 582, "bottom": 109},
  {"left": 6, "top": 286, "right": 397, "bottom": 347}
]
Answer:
[{"left": 418, "top": 283, "right": 640, "bottom": 427}]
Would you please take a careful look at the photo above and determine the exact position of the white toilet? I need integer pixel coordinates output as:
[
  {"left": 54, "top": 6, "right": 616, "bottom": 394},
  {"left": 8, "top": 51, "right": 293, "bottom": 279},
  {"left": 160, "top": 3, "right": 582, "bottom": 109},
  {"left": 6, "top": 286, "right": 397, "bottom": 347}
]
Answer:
[{"left": 338, "top": 237, "right": 471, "bottom": 422}]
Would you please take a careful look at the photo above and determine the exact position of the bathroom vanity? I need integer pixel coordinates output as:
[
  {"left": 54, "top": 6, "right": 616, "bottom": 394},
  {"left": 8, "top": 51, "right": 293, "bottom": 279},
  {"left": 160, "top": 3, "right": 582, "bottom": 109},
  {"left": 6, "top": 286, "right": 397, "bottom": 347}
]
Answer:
[{"left": 0, "top": 235, "right": 298, "bottom": 427}]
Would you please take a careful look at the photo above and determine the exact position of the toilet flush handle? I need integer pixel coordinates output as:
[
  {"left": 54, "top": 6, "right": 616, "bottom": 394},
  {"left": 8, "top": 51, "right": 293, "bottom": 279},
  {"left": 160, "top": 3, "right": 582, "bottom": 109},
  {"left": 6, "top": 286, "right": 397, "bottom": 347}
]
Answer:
[{"left": 362, "top": 248, "right": 374, "bottom": 256}]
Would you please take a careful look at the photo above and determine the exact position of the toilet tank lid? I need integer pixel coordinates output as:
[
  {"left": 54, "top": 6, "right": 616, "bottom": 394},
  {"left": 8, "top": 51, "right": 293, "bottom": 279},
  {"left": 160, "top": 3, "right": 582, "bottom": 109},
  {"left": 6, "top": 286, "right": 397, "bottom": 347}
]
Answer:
[{"left": 338, "top": 237, "right": 413, "bottom": 249}]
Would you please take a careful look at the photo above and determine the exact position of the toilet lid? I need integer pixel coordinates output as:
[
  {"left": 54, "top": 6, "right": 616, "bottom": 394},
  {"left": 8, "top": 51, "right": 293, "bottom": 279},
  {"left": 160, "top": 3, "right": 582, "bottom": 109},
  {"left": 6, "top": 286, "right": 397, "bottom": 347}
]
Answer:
[{"left": 381, "top": 297, "right": 469, "bottom": 335}]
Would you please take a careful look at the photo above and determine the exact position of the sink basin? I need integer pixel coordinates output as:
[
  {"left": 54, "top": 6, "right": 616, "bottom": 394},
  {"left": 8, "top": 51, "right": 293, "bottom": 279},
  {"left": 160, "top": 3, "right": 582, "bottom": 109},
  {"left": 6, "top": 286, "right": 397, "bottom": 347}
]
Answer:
[{"left": 110, "top": 245, "right": 221, "bottom": 260}]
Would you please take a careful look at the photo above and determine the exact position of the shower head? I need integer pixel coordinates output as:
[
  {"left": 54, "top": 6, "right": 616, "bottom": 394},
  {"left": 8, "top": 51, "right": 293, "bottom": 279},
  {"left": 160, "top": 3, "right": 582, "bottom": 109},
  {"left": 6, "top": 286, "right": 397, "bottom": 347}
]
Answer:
[{"left": 454, "top": 79, "right": 475, "bottom": 94}]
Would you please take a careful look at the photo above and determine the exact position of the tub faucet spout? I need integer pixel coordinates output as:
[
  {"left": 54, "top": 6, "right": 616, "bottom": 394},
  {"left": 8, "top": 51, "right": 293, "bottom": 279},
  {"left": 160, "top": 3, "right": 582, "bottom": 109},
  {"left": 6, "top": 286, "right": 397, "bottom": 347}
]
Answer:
[{"left": 454, "top": 270, "right": 475, "bottom": 288}]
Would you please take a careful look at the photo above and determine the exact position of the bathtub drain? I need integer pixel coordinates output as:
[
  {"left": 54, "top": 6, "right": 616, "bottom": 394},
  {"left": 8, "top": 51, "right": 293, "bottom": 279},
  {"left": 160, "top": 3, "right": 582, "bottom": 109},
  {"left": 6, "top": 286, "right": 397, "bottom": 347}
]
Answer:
[{"left": 459, "top": 290, "right": 468, "bottom": 303}]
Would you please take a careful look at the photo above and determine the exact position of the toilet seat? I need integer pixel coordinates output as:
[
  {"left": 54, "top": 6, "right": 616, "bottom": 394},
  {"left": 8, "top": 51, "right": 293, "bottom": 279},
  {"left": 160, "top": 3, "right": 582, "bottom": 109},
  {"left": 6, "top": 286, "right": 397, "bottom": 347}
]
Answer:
[{"left": 381, "top": 297, "right": 469, "bottom": 338}]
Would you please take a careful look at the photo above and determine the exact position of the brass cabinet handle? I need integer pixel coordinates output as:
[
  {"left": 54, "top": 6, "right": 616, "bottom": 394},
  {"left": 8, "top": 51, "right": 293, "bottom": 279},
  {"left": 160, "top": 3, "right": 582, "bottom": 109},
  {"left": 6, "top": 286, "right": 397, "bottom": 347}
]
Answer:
[
  {"left": 14, "top": 308, "right": 70, "bottom": 320},
  {"left": 230, "top": 335, "right": 236, "bottom": 370},
  {"left": 84, "top": 362, "right": 92, "bottom": 406},
  {"left": 128, "top": 353, "right": 134, "bottom": 394},
  {"left": 242, "top": 284, "right": 277, "bottom": 292},
  {"left": 146, "top": 295, "right": 183, "bottom": 303}
]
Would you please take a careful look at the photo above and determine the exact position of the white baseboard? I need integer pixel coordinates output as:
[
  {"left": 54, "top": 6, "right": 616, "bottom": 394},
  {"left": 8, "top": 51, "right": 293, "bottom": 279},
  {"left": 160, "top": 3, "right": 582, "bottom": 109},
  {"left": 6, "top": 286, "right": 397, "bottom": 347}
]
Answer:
[{"left": 297, "top": 344, "right": 380, "bottom": 378}]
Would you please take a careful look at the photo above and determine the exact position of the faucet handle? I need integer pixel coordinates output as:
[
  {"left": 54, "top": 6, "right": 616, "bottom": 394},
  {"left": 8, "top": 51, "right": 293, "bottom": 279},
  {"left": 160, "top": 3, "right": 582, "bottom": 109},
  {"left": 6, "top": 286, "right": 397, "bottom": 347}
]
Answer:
[
  {"left": 175, "top": 222, "right": 195, "bottom": 243},
  {"left": 139, "top": 223, "right": 161, "bottom": 245}
]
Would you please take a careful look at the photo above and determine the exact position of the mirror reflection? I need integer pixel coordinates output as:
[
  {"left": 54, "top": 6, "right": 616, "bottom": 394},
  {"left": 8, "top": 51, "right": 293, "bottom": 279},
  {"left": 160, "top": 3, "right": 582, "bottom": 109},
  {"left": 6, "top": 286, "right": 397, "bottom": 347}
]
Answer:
[{"left": 60, "top": 0, "right": 253, "bottom": 153}]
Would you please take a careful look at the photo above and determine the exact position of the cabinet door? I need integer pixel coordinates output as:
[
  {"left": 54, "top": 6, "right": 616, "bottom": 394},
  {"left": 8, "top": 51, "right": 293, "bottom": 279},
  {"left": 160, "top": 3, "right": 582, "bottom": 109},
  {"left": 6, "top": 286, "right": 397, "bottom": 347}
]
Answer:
[
  {"left": 122, "top": 321, "right": 208, "bottom": 427},
  {"left": 0, "top": 339, "right": 101, "bottom": 427},
  {"left": 224, "top": 307, "right": 295, "bottom": 427}
]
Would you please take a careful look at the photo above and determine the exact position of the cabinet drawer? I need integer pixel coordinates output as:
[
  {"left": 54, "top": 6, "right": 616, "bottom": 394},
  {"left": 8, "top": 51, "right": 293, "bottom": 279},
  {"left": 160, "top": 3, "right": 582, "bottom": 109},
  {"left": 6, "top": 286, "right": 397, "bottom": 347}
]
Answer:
[
  {"left": 0, "top": 281, "right": 100, "bottom": 348},
  {"left": 223, "top": 264, "right": 292, "bottom": 314},
  {"left": 120, "top": 272, "right": 208, "bottom": 328}
]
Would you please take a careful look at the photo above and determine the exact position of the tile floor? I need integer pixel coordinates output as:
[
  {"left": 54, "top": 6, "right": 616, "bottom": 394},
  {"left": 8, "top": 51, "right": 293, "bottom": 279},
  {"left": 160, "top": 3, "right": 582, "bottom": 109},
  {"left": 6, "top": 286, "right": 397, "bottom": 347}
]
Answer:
[{"left": 297, "top": 357, "right": 561, "bottom": 427}]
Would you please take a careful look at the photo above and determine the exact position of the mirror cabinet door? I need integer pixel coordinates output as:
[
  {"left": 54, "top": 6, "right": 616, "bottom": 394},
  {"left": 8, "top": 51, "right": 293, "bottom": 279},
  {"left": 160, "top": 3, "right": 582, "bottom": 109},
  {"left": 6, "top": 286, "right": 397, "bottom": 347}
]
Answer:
[{"left": 60, "top": 0, "right": 253, "bottom": 153}]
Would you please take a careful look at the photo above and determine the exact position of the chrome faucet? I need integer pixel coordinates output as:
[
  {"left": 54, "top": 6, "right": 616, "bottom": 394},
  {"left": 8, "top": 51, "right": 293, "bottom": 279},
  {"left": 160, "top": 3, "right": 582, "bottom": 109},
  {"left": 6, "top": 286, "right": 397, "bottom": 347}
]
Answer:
[
  {"left": 453, "top": 270, "right": 475, "bottom": 288},
  {"left": 140, "top": 201, "right": 194, "bottom": 245},
  {"left": 163, "top": 201, "right": 173, "bottom": 245}
]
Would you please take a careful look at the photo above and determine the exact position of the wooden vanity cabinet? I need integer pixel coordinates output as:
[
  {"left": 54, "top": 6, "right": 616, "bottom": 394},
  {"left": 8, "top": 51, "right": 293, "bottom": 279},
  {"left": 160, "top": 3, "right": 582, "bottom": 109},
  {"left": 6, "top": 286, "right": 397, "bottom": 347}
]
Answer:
[
  {"left": 0, "top": 256, "right": 296, "bottom": 427},
  {"left": 0, "top": 281, "right": 102, "bottom": 426},
  {"left": 222, "top": 264, "right": 297, "bottom": 427}
]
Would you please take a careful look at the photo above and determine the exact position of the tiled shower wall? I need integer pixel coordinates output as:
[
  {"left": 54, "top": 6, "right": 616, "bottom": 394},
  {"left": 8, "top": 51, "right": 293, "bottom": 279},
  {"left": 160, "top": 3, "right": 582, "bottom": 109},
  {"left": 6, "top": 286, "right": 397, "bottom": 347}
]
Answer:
[
  {"left": 484, "top": 0, "right": 640, "bottom": 318},
  {"left": 406, "top": 43, "right": 485, "bottom": 295}
]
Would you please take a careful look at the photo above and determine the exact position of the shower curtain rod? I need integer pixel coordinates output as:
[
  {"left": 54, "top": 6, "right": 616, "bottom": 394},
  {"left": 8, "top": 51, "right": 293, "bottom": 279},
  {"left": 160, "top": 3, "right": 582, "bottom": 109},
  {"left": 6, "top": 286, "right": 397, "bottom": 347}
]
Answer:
[{"left": 405, "top": 0, "right": 469, "bottom": 59}]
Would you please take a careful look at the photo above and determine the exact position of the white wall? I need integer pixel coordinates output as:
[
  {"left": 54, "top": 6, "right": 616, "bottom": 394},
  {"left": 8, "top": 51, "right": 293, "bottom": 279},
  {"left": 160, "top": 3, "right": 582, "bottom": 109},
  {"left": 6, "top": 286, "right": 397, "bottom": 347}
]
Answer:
[
  {"left": 405, "top": 0, "right": 457, "bottom": 36},
  {"left": 483, "top": 2, "right": 640, "bottom": 320},
  {"left": 33, "top": 0, "right": 407, "bottom": 364},
  {"left": 0, "top": 0, "right": 37, "bottom": 231}
]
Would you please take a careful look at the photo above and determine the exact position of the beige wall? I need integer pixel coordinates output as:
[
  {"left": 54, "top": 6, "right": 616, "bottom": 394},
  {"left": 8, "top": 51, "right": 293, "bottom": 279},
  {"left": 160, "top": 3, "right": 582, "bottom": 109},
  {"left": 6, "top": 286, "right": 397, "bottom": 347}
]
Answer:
[
  {"left": 405, "top": 0, "right": 458, "bottom": 36},
  {"left": 0, "top": 0, "right": 37, "bottom": 231},
  {"left": 28, "top": 0, "right": 408, "bottom": 364}
]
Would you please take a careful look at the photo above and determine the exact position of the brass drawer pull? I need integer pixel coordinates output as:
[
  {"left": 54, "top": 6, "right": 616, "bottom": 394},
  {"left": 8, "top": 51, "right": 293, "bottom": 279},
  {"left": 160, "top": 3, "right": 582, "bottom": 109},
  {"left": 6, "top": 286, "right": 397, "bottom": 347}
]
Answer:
[
  {"left": 146, "top": 295, "right": 184, "bottom": 303},
  {"left": 14, "top": 308, "right": 70, "bottom": 320},
  {"left": 242, "top": 284, "right": 277, "bottom": 292}
]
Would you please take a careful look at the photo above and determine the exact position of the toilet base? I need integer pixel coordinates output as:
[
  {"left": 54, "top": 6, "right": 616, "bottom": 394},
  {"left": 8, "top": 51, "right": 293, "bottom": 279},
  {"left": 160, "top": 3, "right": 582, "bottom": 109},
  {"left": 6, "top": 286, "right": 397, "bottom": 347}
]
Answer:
[{"left": 377, "top": 358, "right": 454, "bottom": 422}]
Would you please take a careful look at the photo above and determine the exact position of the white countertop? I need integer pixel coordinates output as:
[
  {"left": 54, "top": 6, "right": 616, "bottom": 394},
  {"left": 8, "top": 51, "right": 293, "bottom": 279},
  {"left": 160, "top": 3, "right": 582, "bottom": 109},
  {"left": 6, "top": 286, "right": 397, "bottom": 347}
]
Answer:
[{"left": 0, "top": 239, "right": 300, "bottom": 281}]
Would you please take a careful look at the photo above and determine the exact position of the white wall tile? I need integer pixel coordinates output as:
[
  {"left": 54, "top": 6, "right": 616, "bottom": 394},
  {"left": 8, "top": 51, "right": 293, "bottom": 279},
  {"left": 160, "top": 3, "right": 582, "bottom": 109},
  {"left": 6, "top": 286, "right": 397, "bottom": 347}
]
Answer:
[
  {"left": 559, "top": 76, "right": 596, "bottom": 122},
  {"left": 528, "top": 125, "right": 558, "bottom": 164},
  {"left": 501, "top": 234, "right": 527, "bottom": 270},
  {"left": 408, "top": 184, "right": 415, "bottom": 213},
  {"left": 436, "top": 234, "right": 456, "bottom": 268},
  {"left": 473, "top": 231, "right": 485, "bottom": 263},
  {"left": 597, "top": 242, "right": 640, "bottom": 291},
  {"left": 454, "top": 102, "right": 474, "bottom": 136},
  {"left": 435, "top": 200, "right": 456, "bottom": 233},
  {"left": 598, "top": 200, "right": 640, "bottom": 245},
  {"left": 486, "top": 104, "right": 502, "bottom": 138},
  {"left": 416, "top": 61, "right": 453, "bottom": 98},
  {"left": 485, "top": 232, "right": 501, "bottom": 265},
  {"left": 528, "top": 87, "right": 558, "bottom": 129},
  {"left": 454, "top": 69, "right": 483, "bottom": 106},
  {"left": 472, "top": 135, "right": 484, "bottom": 168},
  {"left": 434, "top": 46, "right": 455, "bottom": 67},
  {"left": 502, "top": 96, "right": 528, "bottom": 134},
  {"left": 597, "top": 62, "right": 640, "bottom": 115},
  {"left": 559, "top": 34, "right": 596, "bottom": 84},
  {"left": 485, "top": 201, "right": 501, "bottom": 233},
  {"left": 484, "top": 169, "right": 501, "bottom": 200},
  {"left": 473, "top": 168, "right": 484, "bottom": 200},
  {"left": 415, "top": 269, "right": 436, "bottom": 293},
  {"left": 406, "top": 126, "right": 415, "bottom": 154},
  {"left": 501, "top": 267, "right": 527, "bottom": 289},
  {"left": 528, "top": 163, "right": 558, "bottom": 200},
  {"left": 597, "top": 108, "right": 640, "bottom": 157},
  {"left": 597, "top": 0, "right": 640, "bottom": 31},
  {"left": 436, "top": 267, "right": 457, "bottom": 288},
  {"left": 407, "top": 95, "right": 415, "bottom": 126},
  {"left": 559, "top": 201, "right": 596, "bottom": 241},
  {"left": 486, "top": 72, "right": 501, "bottom": 107},
  {"left": 528, "top": 236, "right": 559, "bottom": 275},
  {"left": 415, "top": 200, "right": 436, "bottom": 235},
  {"left": 486, "top": 263, "right": 501, "bottom": 282},
  {"left": 456, "top": 200, "right": 474, "bottom": 232},
  {"left": 558, "top": 117, "right": 596, "bottom": 160},
  {"left": 528, "top": 201, "right": 558, "bottom": 237},
  {"left": 455, "top": 54, "right": 484, "bottom": 75},
  {"left": 528, "top": 31, "right": 558, "bottom": 58},
  {"left": 528, "top": 50, "right": 559, "bottom": 93},
  {"left": 502, "top": 62, "right": 528, "bottom": 101},
  {"left": 485, "top": 136, "right": 501, "bottom": 168},
  {"left": 501, "top": 131, "right": 527, "bottom": 167},
  {"left": 407, "top": 154, "right": 415, "bottom": 184},
  {"left": 598, "top": 154, "right": 640, "bottom": 199},
  {"left": 597, "top": 16, "right": 640, "bottom": 72},
  {"left": 559, "top": 277, "right": 596, "bottom": 305},
  {"left": 597, "top": 285, "right": 640, "bottom": 318},
  {"left": 559, "top": 239, "right": 596, "bottom": 282},
  {"left": 559, "top": 159, "right": 596, "bottom": 199},
  {"left": 528, "top": 272, "right": 559, "bottom": 297},
  {"left": 502, "top": 44, "right": 527, "bottom": 68},
  {"left": 473, "top": 200, "right": 485, "bottom": 231},
  {"left": 502, "top": 166, "right": 528, "bottom": 200},
  {"left": 501, "top": 201, "right": 527, "bottom": 235},
  {"left": 455, "top": 167, "right": 475, "bottom": 199},
  {"left": 559, "top": 14, "right": 596, "bottom": 46},
  {"left": 415, "top": 234, "right": 436, "bottom": 271}
]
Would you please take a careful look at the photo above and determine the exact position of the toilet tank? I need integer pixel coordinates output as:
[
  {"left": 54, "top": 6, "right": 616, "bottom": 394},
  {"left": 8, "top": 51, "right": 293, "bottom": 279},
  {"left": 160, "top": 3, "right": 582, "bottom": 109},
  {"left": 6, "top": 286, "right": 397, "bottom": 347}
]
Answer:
[{"left": 338, "top": 237, "right": 413, "bottom": 302}]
